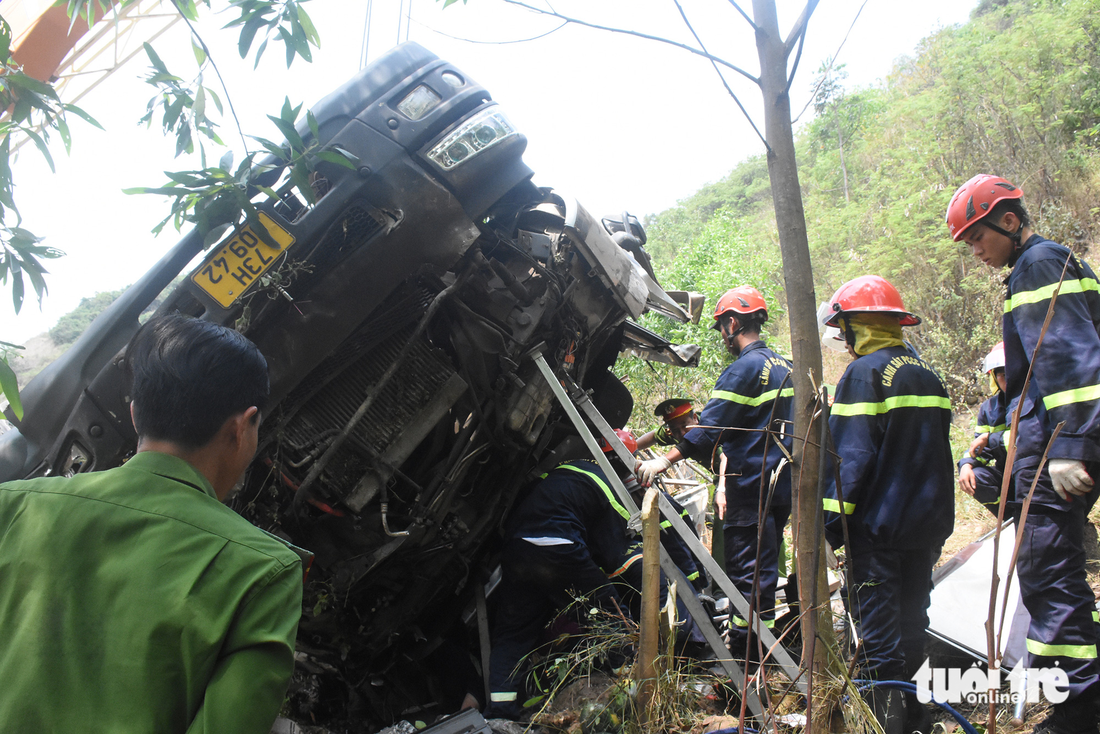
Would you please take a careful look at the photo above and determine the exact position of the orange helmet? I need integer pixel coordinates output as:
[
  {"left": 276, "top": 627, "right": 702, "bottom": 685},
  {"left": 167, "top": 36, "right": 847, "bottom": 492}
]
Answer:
[
  {"left": 599, "top": 428, "right": 637, "bottom": 455},
  {"left": 823, "top": 275, "right": 920, "bottom": 327},
  {"left": 946, "top": 174, "right": 1024, "bottom": 242},
  {"left": 711, "top": 286, "right": 768, "bottom": 330}
]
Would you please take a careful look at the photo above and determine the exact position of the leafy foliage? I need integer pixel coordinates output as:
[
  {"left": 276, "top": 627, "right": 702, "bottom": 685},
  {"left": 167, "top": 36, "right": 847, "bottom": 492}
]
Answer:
[
  {"left": 48, "top": 289, "right": 127, "bottom": 346},
  {"left": 125, "top": 97, "right": 358, "bottom": 243}
]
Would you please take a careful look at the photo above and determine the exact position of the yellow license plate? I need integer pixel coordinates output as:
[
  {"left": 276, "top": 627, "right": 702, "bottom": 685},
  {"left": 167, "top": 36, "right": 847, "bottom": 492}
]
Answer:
[{"left": 191, "top": 212, "right": 296, "bottom": 308}]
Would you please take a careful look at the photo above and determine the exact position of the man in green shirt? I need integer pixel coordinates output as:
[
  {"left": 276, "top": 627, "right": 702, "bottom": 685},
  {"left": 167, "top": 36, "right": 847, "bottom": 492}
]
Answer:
[{"left": 0, "top": 314, "right": 304, "bottom": 733}]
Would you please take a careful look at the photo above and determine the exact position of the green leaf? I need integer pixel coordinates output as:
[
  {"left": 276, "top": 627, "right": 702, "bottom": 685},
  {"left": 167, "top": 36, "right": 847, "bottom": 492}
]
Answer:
[
  {"left": 290, "top": 160, "right": 315, "bottom": 205},
  {"left": 267, "top": 114, "right": 304, "bottom": 152},
  {"left": 307, "top": 110, "right": 319, "bottom": 143},
  {"left": 61, "top": 103, "right": 104, "bottom": 130},
  {"left": 219, "top": 150, "right": 234, "bottom": 172},
  {"left": 192, "top": 85, "right": 206, "bottom": 125},
  {"left": 314, "top": 150, "right": 357, "bottom": 170},
  {"left": 0, "top": 16, "right": 12, "bottom": 61},
  {"left": 22, "top": 128, "right": 56, "bottom": 173},
  {"left": 280, "top": 96, "right": 301, "bottom": 124},
  {"left": 0, "top": 358, "right": 23, "bottom": 421},
  {"left": 192, "top": 38, "right": 207, "bottom": 66},
  {"left": 143, "top": 42, "right": 170, "bottom": 75},
  {"left": 205, "top": 86, "right": 223, "bottom": 115},
  {"left": 238, "top": 14, "right": 266, "bottom": 59},
  {"left": 252, "top": 38, "right": 269, "bottom": 69},
  {"left": 9, "top": 72, "right": 61, "bottom": 101},
  {"left": 329, "top": 144, "right": 360, "bottom": 164},
  {"left": 56, "top": 115, "right": 72, "bottom": 155},
  {"left": 296, "top": 3, "right": 320, "bottom": 47}
]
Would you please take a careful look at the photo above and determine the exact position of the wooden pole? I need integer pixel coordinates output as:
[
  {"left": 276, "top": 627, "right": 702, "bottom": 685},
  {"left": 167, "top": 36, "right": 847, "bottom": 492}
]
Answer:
[{"left": 637, "top": 487, "right": 662, "bottom": 715}]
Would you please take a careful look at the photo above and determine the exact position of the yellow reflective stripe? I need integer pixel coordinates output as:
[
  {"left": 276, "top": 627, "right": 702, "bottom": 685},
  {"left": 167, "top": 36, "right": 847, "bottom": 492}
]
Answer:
[
  {"left": 687, "top": 571, "right": 700, "bottom": 581},
  {"left": 731, "top": 615, "right": 774, "bottom": 628},
  {"left": 558, "top": 464, "right": 629, "bottom": 519},
  {"left": 711, "top": 387, "right": 795, "bottom": 407},
  {"left": 491, "top": 691, "right": 518, "bottom": 702},
  {"left": 660, "top": 520, "right": 672, "bottom": 529},
  {"left": 976, "top": 424, "right": 1007, "bottom": 433},
  {"left": 1092, "top": 610, "right": 1099, "bottom": 623},
  {"left": 823, "top": 498, "right": 856, "bottom": 515},
  {"left": 1005, "top": 277, "right": 1100, "bottom": 314},
  {"left": 1044, "top": 384, "right": 1100, "bottom": 411},
  {"left": 831, "top": 394, "right": 951, "bottom": 416},
  {"left": 1026, "top": 639, "right": 1097, "bottom": 659}
]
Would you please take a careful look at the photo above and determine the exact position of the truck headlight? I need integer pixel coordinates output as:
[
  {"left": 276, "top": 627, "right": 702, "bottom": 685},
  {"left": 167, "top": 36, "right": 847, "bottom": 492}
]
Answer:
[{"left": 427, "top": 107, "right": 517, "bottom": 171}]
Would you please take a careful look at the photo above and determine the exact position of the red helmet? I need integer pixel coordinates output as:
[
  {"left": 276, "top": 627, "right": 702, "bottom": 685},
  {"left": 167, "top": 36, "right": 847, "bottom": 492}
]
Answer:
[
  {"left": 599, "top": 428, "right": 637, "bottom": 455},
  {"left": 946, "top": 174, "right": 1024, "bottom": 242},
  {"left": 712, "top": 286, "right": 768, "bottom": 330},
  {"left": 823, "top": 275, "right": 920, "bottom": 327}
]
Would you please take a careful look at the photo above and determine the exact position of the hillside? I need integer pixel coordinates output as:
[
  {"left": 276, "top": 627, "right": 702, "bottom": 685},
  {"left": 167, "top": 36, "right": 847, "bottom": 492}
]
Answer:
[{"left": 623, "top": 0, "right": 1100, "bottom": 423}]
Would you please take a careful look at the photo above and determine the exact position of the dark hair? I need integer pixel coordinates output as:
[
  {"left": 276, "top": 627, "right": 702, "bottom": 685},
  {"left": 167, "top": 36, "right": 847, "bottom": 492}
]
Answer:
[
  {"left": 125, "top": 314, "right": 269, "bottom": 449},
  {"left": 723, "top": 311, "right": 767, "bottom": 334},
  {"left": 988, "top": 198, "right": 1031, "bottom": 229}
]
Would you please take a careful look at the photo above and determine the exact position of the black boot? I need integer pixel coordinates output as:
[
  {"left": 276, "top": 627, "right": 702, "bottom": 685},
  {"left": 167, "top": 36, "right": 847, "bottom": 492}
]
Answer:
[
  {"left": 903, "top": 692, "right": 932, "bottom": 734},
  {"left": 1032, "top": 698, "right": 1100, "bottom": 734},
  {"left": 862, "top": 688, "right": 905, "bottom": 734}
]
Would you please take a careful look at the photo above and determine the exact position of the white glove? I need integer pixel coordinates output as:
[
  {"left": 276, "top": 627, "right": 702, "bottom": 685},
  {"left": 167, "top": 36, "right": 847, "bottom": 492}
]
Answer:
[
  {"left": 1049, "top": 459, "right": 1094, "bottom": 500},
  {"left": 635, "top": 456, "right": 672, "bottom": 486}
]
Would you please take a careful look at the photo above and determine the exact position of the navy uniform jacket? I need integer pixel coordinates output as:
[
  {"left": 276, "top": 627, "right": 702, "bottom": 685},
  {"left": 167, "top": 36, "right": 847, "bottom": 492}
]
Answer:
[
  {"left": 824, "top": 345, "right": 954, "bottom": 549},
  {"left": 613, "top": 491, "right": 706, "bottom": 586},
  {"left": 1004, "top": 235, "right": 1100, "bottom": 507},
  {"left": 958, "top": 391, "right": 1008, "bottom": 506},
  {"left": 679, "top": 340, "right": 794, "bottom": 526},
  {"left": 504, "top": 460, "right": 631, "bottom": 574}
]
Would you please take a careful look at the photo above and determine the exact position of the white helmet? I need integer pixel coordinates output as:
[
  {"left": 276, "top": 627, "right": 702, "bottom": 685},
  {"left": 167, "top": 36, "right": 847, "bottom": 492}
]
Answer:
[
  {"left": 982, "top": 342, "right": 1005, "bottom": 373},
  {"left": 817, "top": 301, "right": 848, "bottom": 353}
]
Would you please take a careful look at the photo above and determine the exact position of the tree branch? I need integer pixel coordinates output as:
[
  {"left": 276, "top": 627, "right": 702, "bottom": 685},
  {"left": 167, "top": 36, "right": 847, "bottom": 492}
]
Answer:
[
  {"left": 169, "top": 0, "right": 250, "bottom": 155},
  {"left": 502, "top": 0, "right": 759, "bottom": 85},
  {"left": 725, "top": 0, "right": 759, "bottom": 33},
  {"left": 791, "top": 0, "right": 867, "bottom": 124},
  {"left": 783, "top": 0, "right": 819, "bottom": 57},
  {"left": 671, "top": 0, "right": 770, "bottom": 152}
]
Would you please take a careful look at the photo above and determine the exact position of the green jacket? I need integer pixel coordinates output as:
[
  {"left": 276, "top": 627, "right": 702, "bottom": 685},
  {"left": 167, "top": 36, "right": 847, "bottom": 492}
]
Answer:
[{"left": 0, "top": 451, "right": 303, "bottom": 733}]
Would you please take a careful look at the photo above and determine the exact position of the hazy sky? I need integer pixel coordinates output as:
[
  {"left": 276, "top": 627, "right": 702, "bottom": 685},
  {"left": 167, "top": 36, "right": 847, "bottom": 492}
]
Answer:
[{"left": 3, "top": 0, "right": 976, "bottom": 342}]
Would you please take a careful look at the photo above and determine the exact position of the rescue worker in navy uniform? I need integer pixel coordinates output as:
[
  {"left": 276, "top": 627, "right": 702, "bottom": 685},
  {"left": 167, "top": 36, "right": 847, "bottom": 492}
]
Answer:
[
  {"left": 485, "top": 439, "right": 634, "bottom": 721},
  {"left": 949, "top": 175, "right": 1100, "bottom": 734},
  {"left": 958, "top": 342, "right": 1009, "bottom": 517},
  {"left": 636, "top": 286, "right": 793, "bottom": 659},
  {"left": 822, "top": 275, "right": 954, "bottom": 734}
]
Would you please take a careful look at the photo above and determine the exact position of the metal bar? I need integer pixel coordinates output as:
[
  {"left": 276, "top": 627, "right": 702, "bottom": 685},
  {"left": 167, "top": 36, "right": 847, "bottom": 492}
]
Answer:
[
  {"left": 529, "top": 350, "right": 774, "bottom": 725},
  {"left": 551, "top": 362, "right": 807, "bottom": 692}
]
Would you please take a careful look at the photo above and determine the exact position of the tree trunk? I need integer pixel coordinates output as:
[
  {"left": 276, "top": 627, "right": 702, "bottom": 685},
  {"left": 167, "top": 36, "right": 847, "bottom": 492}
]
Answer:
[{"left": 750, "top": 1, "right": 837, "bottom": 729}]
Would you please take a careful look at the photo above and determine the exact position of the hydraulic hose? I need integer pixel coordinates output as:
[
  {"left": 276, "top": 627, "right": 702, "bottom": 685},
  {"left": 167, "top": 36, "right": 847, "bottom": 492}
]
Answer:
[{"left": 853, "top": 679, "right": 981, "bottom": 734}]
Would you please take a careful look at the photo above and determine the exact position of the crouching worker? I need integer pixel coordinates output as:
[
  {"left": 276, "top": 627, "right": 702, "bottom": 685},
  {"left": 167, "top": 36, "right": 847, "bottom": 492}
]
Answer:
[
  {"left": 485, "top": 436, "right": 636, "bottom": 720},
  {"left": 822, "top": 276, "right": 954, "bottom": 734},
  {"left": 958, "top": 342, "right": 1009, "bottom": 516},
  {"left": 0, "top": 314, "right": 305, "bottom": 733}
]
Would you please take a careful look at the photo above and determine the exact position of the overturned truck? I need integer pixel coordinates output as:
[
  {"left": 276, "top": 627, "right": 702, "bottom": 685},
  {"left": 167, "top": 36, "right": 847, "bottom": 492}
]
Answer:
[{"left": 0, "top": 43, "right": 701, "bottom": 729}]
